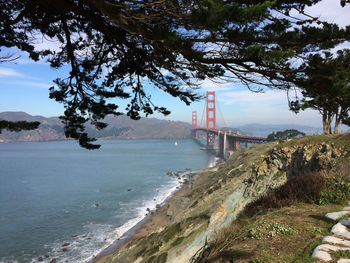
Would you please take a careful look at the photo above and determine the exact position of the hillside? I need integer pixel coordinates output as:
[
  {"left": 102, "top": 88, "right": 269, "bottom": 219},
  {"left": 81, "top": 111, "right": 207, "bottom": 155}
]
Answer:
[
  {"left": 0, "top": 112, "right": 192, "bottom": 142},
  {"left": 97, "top": 133, "right": 350, "bottom": 263}
]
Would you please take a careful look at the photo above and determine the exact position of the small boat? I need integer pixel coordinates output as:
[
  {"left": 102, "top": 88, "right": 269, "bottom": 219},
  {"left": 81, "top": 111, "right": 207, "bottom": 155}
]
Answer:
[{"left": 174, "top": 141, "right": 178, "bottom": 146}]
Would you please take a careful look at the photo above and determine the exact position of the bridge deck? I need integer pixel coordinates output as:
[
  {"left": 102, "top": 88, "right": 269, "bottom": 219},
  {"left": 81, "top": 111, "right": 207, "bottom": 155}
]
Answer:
[{"left": 193, "top": 128, "right": 267, "bottom": 142}]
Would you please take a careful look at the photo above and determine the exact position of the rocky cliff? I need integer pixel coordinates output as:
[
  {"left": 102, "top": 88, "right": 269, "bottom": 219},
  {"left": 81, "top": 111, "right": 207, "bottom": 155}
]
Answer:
[{"left": 99, "top": 134, "right": 350, "bottom": 263}]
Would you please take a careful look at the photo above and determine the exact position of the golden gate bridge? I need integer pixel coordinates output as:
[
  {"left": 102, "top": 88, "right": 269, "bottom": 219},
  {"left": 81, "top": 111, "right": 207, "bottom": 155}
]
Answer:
[{"left": 192, "top": 91, "right": 267, "bottom": 159}]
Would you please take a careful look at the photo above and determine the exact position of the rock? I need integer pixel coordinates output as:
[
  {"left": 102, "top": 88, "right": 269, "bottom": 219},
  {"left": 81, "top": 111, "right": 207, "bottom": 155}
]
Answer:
[
  {"left": 45, "top": 255, "right": 50, "bottom": 258},
  {"left": 340, "top": 219, "right": 350, "bottom": 227},
  {"left": 127, "top": 189, "right": 132, "bottom": 191},
  {"left": 343, "top": 207, "right": 350, "bottom": 211},
  {"left": 331, "top": 223, "right": 350, "bottom": 240},
  {"left": 312, "top": 246, "right": 332, "bottom": 261},
  {"left": 62, "top": 242, "right": 70, "bottom": 247},
  {"left": 325, "top": 211, "right": 350, "bottom": 221},
  {"left": 146, "top": 208, "right": 150, "bottom": 212},
  {"left": 50, "top": 259, "right": 57, "bottom": 263},
  {"left": 38, "top": 256, "right": 43, "bottom": 262},
  {"left": 323, "top": 236, "right": 350, "bottom": 247},
  {"left": 315, "top": 243, "right": 350, "bottom": 253},
  {"left": 62, "top": 247, "right": 68, "bottom": 252},
  {"left": 338, "top": 259, "right": 350, "bottom": 263}
]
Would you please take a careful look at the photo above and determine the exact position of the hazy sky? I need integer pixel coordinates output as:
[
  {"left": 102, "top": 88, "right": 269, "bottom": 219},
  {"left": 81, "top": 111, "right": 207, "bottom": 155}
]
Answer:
[{"left": 0, "top": 0, "right": 349, "bottom": 128}]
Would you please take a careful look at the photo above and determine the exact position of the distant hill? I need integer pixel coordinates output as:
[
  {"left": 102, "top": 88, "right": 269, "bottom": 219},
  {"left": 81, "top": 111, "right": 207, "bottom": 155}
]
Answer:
[{"left": 0, "top": 112, "right": 192, "bottom": 143}]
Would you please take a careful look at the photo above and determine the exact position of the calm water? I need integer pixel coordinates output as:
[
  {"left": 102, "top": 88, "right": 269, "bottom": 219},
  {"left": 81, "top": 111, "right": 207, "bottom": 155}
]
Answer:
[{"left": 0, "top": 139, "right": 214, "bottom": 263}]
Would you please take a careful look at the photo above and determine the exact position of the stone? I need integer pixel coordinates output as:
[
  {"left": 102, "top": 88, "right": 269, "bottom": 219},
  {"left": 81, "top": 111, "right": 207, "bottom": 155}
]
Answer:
[
  {"left": 38, "top": 256, "right": 43, "bottom": 262},
  {"left": 312, "top": 246, "right": 332, "bottom": 261},
  {"left": 340, "top": 219, "right": 350, "bottom": 227},
  {"left": 62, "top": 247, "right": 68, "bottom": 252},
  {"left": 343, "top": 207, "right": 350, "bottom": 211},
  {"left": 319, "top": 243, "right": 349, "bottom": 252},
  {"left": 332, "top": 223, "right": 350, "bottom": 240},
  {"left": 62, "top": 242, "right": 70, "bottom": 247},
  {"left": 323, "top": 236, "right": 350, "bottom": 247},
  {"left": 338, "top": 259, "right": 350, "bottom": 263},
  {"left": 50, "top": 259, "right": 56, "bottom": 263},
  {"left": 326, "top": 211, "right": 350, "bottom": 221}
]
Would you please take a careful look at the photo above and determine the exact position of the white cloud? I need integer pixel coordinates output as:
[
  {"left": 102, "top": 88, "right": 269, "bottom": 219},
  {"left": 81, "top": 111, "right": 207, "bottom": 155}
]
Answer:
[
  {"left": 0, "top": 80, "right": 52, "bottom": 89},
  {"left": 0, "top": 68, "right": 25, "bottom": 77},
  {"left": 14, "top": 81, "right": 52, "bottom": 89},
  {"left": 306, "top": 0, "right": 350, "bottom": 27},
  {"left": 218, "top": 89, "right": 288, "bottom": 105}
]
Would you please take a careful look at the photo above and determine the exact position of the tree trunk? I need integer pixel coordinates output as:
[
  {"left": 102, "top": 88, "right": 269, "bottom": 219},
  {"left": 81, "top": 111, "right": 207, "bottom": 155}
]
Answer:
[
  {"left": 334, "top": 110, "right": 340, "bottom": 134},
  {"left": 322, "top": 110, "right": 334, "bottom": 134},
  {"left": 334, "top": 120, "right": 340, "bottom": 134}
]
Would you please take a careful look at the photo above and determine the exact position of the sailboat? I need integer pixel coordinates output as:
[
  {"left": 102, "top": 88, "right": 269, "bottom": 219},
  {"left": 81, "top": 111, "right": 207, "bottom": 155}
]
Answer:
[{"left": 174, "top": 141, "right": 178, "bottom": 146}]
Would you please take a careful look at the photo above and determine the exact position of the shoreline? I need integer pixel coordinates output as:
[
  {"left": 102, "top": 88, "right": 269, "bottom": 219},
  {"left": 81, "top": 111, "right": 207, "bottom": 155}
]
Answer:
[
  {"left": 89, "top": 172, "right": 197, "bottom": 263},
  {"left": 91, "top": 158, "right": 220, "bottom": 263}
]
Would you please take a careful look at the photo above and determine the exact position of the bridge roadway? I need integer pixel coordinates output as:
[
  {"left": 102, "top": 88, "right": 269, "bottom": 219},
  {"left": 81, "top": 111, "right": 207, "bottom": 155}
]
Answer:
[{"left": 193, "top": 127, "right": 267, "bottom": 159}]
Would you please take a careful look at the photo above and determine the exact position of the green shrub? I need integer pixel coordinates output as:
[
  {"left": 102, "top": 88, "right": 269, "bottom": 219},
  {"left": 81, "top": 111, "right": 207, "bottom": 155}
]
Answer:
[
  {"left": 163, "top": 223, "right": 182, "bottom": 242},
  {"left": 257, "top": 174, "right": 266, "bottom": 180},
  {"left": 318, "top": 180, "right": 350, "bottom": 205},
  {"left": 171, "top": 236, "right": 184, "bottom": 246}
]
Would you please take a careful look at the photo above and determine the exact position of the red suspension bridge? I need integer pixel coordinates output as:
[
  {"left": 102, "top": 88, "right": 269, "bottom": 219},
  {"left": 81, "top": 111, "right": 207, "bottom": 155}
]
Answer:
[{"left": 192, "top": 91, "right": 267, "bottom": 159}]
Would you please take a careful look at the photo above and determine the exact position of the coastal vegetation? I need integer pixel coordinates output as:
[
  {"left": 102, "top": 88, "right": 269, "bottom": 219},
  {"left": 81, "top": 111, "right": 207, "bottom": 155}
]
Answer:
[{"left": 266, "top": 129, "right": 306, "bottom": 142}]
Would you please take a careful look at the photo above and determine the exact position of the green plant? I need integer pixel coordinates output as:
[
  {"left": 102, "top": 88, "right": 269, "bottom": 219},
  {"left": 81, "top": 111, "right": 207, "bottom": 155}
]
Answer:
[
  {"left": 190, "top": 200, "right": 198, "bottom": 208},
  {"left": 266, "top": 222, "right": 296, "bottom": 237},
  {"left": 163, "top": 223, "right": 182, "bottom": 242},
  {"left": 257, "top": 174, "right": 266, "bottom": 180},
  {"left": 249, "top": 227, "right": 264, "bottom": 239},
  {"left": 251, "top": 259, "right": 264, "bottom": 263},
  {"left": 229, "top": 249, "right": 247, "bottom": 259},
  {"left": 318, "top": 180, "right": 350, "bottom": 205},
  {"left": 258, "top": 242, "right": 268, "bottom": 249},
  {"left": 171, "top": 237, "right": 184, "bottom": 247},
  {"left": 147, "top": 242, "right": 162, "bottom": 255},
  {"left": 333, "top": 250, "right": 350, "bottom": 259},
  {"left": 273, "top": 171, "right": 284, "bottom": 179},
  {"left": 310, "top": 227, "right": 322, "bottom": 234}
]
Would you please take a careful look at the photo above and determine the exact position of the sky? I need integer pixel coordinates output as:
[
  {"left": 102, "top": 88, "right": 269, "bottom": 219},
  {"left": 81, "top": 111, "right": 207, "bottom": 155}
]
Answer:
[{"left": 0, "top": 0, "right": 349, "bottom": 128}]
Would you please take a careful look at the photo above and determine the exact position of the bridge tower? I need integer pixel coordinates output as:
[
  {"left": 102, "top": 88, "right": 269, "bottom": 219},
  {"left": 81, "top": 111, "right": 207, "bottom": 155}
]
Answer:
[
  {"left": 206, "top": 91, "right": 216, "bottom": 148},
  {"left": 192, "top": 111, "right": 198, "bottom": 138}
]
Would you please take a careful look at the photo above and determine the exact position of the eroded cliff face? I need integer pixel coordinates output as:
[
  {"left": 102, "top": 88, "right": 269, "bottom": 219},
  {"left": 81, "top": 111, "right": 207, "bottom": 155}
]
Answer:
[{"left": 102, "top": 137, "right": 349, "bottom": 263}]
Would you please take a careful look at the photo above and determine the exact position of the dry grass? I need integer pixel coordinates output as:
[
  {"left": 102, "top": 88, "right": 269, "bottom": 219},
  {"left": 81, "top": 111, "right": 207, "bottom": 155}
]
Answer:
[{"left": 195, "top": 203, "right": 341, "bottom": 263}]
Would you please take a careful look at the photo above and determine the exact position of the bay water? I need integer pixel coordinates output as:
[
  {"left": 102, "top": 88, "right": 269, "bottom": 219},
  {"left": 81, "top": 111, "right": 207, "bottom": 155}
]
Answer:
[{"left": 0, "top": 139, "right": 215, "bottom": 263}]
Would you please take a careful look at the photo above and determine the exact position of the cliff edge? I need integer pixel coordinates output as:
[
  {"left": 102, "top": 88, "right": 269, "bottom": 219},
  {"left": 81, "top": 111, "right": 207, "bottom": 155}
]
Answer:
[{"left": 99, "top": 133, "right": 350, "bottom": 263}]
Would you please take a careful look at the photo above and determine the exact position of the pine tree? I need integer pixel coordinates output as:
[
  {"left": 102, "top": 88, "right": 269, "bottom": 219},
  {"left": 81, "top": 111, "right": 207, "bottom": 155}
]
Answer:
[
  {"left": 1, "top": 0, "right": 350, "bottom": 148},
  {"left": 290, "top": 50, "right": 350, "bottom": 134}
]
